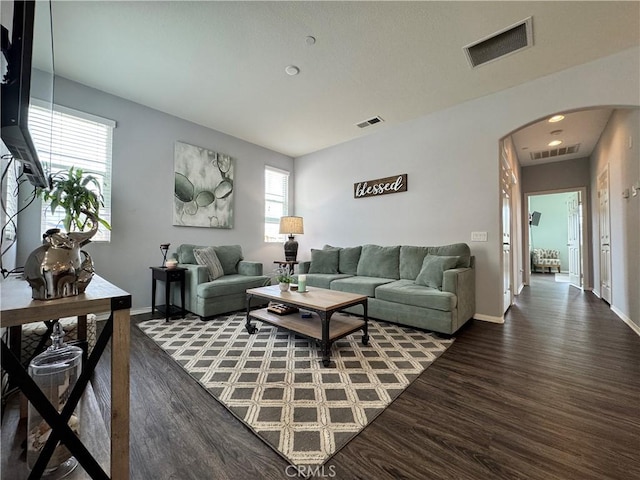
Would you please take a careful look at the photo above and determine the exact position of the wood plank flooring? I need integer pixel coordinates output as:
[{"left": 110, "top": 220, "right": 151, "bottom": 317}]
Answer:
[{"left": 86, "top": 274, "right": 640, "bottom": 479}]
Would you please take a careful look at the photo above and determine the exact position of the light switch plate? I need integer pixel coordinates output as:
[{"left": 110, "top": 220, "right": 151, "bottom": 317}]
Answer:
[{"left": 471, "top": 231, "right": 488, "bottom": 242}]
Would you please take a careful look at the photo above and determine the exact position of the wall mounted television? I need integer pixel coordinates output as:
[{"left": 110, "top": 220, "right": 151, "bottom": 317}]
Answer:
[{"left": 1, "top": 0, "right": 50, "bottom": 189}]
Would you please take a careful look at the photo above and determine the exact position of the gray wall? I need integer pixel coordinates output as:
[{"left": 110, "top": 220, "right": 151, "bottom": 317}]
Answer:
[
  {"left": 521, "top": 157, "right": 591, "bottom": 193},
  {"left": 590, "top": 108, "right": 640, "bottom": 331},
  {"left": 294, "top": 47, "right": 640, "bottom": 321},
  {"left": 17, "top": 75, "right": 294, "bottom": 311}
]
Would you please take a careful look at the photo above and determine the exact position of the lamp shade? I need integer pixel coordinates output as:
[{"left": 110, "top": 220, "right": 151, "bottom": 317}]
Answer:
[{"left": 279, "top": 216, "right": 304, "bottom": 235}]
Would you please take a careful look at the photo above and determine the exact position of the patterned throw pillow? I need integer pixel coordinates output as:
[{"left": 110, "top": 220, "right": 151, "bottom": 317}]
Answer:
[{"left": 193, "top": 246, "right": 225, "bottom": 281}]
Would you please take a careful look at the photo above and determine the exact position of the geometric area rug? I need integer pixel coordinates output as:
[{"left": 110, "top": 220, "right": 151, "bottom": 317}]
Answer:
[{"left": 137, "top": 313, "right": 454, "bottom": 468}]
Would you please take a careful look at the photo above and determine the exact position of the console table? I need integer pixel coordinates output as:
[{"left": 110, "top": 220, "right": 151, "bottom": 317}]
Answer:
[{"left": 0, "top": 275, "right": 131, "bottom": 479}]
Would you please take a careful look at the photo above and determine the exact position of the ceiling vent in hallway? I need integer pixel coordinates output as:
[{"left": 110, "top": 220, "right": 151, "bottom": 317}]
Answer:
[
  {"left": 530, "top": 144, "right": 580, "bottom": 161},
  {"left": 356, "top": 116, "right": 384, "bottom": 129},
  {"left": 464, "top": 17, "right": 533, "bottom": 68}
]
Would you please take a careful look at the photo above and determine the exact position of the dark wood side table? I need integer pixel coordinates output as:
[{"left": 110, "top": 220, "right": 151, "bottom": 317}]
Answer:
[
  {"left": 273, "top": 260, "right": 298, "bottom": 274},
  {"left": 150, "top": 267, "right": 186, "bottom": 321}
]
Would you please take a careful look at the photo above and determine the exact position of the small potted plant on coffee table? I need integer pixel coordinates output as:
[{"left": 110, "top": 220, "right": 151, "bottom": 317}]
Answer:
[{"left": 274, "top": 265, "right": 293, "bottom": 291}]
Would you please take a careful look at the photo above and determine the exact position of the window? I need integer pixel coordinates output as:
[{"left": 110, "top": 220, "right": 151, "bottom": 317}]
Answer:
[
  {"left": 264, "top": 166, "right": 289, "bottom": 242},
  {"left": 29, "top": 101, "right": 115, "bottom": 242}
]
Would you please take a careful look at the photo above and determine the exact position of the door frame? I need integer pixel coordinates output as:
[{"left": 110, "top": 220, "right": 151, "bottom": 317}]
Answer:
[{"left": 523, "top": 187, "right": 589, "bottom": 289}]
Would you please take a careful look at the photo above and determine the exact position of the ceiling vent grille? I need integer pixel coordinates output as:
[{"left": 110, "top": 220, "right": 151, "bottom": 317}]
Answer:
[
  {"left": 530, "top": 144, "right": 580, "bottom": 161},
  {"left": 464, "top": 17, "right": 533, "bottom": 68},
  {"left": 356, "top": 116, "right": 384, "bottom": 129}
]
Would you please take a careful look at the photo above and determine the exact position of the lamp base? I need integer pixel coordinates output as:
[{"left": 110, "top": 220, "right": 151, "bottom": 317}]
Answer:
[{"left": 284, "top": 235, "right": 298, "bottom": 262}]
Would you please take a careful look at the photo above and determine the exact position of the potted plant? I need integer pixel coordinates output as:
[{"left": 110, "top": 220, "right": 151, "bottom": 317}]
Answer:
[
  {"left": 274, "top": 265, "right": 294, "bottom": 291},
  {"left": 38, "top": 166, "right": 111, "bottom": 232}
]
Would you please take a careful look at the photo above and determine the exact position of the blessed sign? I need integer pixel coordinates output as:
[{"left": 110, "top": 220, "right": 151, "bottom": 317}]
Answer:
[{"left": 354, "top": 174, "right": 407, "bottom": 199}]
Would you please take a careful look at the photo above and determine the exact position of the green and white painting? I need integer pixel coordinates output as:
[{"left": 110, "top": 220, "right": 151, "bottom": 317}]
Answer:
[{"left": 173, "top": 141, "right": 235, "bottom": 228}]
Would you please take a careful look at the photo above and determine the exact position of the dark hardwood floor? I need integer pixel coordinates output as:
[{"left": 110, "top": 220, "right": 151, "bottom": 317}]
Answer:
[{"left": 91, "top": 274, "right": 639, "bottom": 480}]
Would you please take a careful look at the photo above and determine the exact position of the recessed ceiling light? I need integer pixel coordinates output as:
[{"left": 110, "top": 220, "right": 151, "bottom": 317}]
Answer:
[
  {"left": 549, "top": 115, "right": 565, "bottom": 123},
  {"left": 285, "top": 65, "right": 300, "bottom": 76},
  {"left": 305, "top": 36, "right": 316, "bottom": 46},
  {"left": 550, "top": 129, "right": 563, "bottom": 135},
  {"left": 548, "top": 140, "right": 563, "bottom": 147}
]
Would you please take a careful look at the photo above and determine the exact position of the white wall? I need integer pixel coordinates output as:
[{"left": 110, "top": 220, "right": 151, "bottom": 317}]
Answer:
[
  {"left": 590, "top": 108, "right": 640, "bottom": 331},
  {"left": 295, "top": 47, "right": 640, "bottom": 320},
  {"left": 17, "top": 75, "right": 294, "bottom": 311}
]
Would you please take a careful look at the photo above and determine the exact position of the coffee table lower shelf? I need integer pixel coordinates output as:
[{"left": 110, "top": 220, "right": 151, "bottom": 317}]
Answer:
[{"left": 247, "top": 308, "right": 367, "bottom": 366}]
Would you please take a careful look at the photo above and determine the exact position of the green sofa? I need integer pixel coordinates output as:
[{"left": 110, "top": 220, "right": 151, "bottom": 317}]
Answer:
[
  {"left": 172, "top": 244, "right": 270, "bottom": 319},
  {"left": 297, "top": 243, "right": 475, "bottom": 335}
]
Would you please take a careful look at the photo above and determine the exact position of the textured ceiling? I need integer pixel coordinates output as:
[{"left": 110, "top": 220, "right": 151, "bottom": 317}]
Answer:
[{"left": 36, "top": 1, "right": 640, "bottom": 158}]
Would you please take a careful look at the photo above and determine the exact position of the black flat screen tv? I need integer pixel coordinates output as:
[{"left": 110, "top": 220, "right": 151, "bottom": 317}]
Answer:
[{"left": 1, "top": 0, "right": 48, "bottom": 188}]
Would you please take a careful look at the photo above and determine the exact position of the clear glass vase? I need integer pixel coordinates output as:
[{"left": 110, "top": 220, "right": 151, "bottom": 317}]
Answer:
[{"left": 27, "top": 321, "right": 82, "bottom": 479}]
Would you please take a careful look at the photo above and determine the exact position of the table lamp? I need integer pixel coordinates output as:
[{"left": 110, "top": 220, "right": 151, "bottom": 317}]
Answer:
[
  {"left": 160, "top": 243, "right": 170, "bottom": 267},
  {"left": 279, "top": 216, "right": 304, "bottom": 261}
]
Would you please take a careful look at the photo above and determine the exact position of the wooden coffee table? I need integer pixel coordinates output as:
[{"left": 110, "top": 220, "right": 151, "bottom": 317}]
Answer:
[{"left": 245, "top": 285, "right": 369, "bottom": 367}]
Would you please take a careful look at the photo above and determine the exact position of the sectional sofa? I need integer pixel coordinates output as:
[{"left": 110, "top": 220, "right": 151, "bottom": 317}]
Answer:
[{"left": 297, "top": 243, "right": 475, "bottom": 335}]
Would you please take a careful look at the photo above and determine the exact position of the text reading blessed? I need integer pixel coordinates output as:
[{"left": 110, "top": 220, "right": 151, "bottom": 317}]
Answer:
[{"left": 354, "top": 174, "right": 407, "bottom": 199}]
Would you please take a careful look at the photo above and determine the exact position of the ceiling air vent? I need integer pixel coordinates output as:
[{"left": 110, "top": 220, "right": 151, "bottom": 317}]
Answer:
[
  {"left": 464, "top": 17, "right": 533, "bottom": 68},
  {"left": 530, "top": 144, "right": 580, "bottom": 161},
  {"left": 356, "top": 116, "right": 384, "bottom": 129}
]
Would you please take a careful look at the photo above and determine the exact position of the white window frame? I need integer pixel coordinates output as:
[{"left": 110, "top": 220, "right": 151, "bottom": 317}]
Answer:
[
  {"left": 264, "top": 166, "right": 290, "bottom": 243},
  {"left": 29, "top": 100, "right": 115, "bottom": 242}
]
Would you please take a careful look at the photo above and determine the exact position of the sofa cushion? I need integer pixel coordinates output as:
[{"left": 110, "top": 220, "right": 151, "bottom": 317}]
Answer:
[
  {"left": 323, "top": 245, "right": 362, "bottom": 275},
  {"left": 301, "top": 273, "right": 353, "bottom": 290},
  {"left": 330, "top": 276, "right": 395, "bottom": 297},
  {"left": 177, "top": 244, "right": 207, "bottom": 264},
  {"left": 197, "top": 274, "right": 268, "bottom": 299},
  {"left": 193, "top": 246, "right": 225, "bottom": 281},
  {"left": 308, "top": 249, "right": 340, "bottom": 274},
  {"left": 415, "top": 255, "right": 459, "bottom": 289},
  {"left": 400, "top": 243, "right": 471, "bottom": 279},
  {"left": 356, "top": 245, "right": 400, "bottom": 279},
  {"left": 375, "top": 280, "right": 456, "bottom": 312},
  {"left": 213, "top": 245, "right": 244, "bottom": 275},
  {"left": 428, "top": 243, "right": 471, "bottom": 268}
]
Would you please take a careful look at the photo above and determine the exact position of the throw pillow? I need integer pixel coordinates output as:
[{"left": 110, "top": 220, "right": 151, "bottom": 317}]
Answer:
[
  {"left": 193, "top": 246, "right": 225, "bottom": 281},
  {"left": 356, "top": 245, "right": 400, "bottom": 279},
  {"left": 414, "top": 254, "right": 459, "bottom": 289},
  {"left": 213, "top": 245, "right": 243, "bottom": 275},
  {"left": 338, "top": 246, "right": 362, "bottom": 275},
  {"left": 308, "top": 249, "right": 340, "bottom": 274}
]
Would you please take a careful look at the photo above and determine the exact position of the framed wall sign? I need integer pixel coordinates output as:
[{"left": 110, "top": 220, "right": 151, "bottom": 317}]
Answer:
[{"left": 354, "top": 174, "right": 407, "bottom": 199}]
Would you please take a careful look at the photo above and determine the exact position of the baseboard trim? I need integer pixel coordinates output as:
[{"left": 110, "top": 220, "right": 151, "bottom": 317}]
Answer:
[
  {"left": 611, "top": 306, "right": 640, "bottom": 337},
  {"left": 591, "top": 289, "right": 601, "bottom": 299},
  {"left": 95, "top": 307, "right": 152, "bottom": 321},
  {"left": 474, "top": 313, "right": 505, "bottom": 324}
]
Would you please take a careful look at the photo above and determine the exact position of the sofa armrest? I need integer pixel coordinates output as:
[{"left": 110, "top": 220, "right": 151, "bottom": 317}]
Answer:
[
  {"left": 177, "top": 264, "right": 209, "bottom": 313},
  {"left": 238, "top": 261, "right": 264, "bottom": 276},
  {"left": 298, "top": 261, "right": 311, "bottom": 274},
  {"left": 442, "top": 267, "right": 475, "bottom": 322}
]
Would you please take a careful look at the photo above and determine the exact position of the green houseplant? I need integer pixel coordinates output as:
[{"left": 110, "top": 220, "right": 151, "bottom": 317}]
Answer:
[
  {"left": 274, "top": 265, "right": 294, "bottom": 291},
  {"left": 38, "top": 166, "right": 111, "bottom": 232}
]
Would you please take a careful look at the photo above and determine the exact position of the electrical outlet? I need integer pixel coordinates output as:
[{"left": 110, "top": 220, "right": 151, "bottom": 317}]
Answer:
[{"left": 471, "top": 231, "right": 488, "bottom": 242}]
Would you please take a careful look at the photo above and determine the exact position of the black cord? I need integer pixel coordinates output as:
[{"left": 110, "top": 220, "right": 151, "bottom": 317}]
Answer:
[{"left": 0, "top": 154, "right": 38, "bottom": 278}]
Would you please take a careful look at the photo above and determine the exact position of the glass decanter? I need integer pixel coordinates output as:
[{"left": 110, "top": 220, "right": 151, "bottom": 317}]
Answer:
[{"left": 27, "top": 320, "right": 83, "bottom": 479}]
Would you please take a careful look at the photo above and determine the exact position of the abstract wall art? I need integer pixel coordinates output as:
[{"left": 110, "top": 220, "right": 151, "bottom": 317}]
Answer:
[{"left": 173, "top": 141, "right": 235, "bottom": 228}]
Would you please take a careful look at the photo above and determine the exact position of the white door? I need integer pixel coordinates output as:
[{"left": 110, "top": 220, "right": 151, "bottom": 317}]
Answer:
[
  {"left": 567, "top": 191, "right": 582, "bottom": 288},
  {"left": 598, "top": 168, "right": 612, "bottom": 303},
  {"left": 502, "top": 192, "right": 511, "bottom": 313}
]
